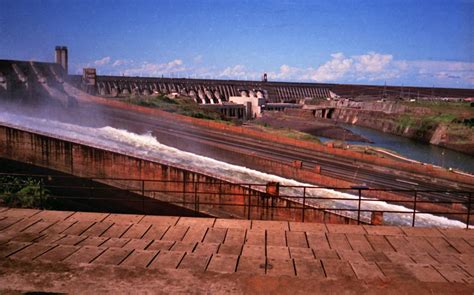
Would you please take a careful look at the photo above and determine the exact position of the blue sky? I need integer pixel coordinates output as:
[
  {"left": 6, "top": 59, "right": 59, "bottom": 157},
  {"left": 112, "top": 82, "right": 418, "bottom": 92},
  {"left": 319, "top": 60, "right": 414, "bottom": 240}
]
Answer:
[{"left": 1, "top": 0, "right": 473, "bottom": 88}]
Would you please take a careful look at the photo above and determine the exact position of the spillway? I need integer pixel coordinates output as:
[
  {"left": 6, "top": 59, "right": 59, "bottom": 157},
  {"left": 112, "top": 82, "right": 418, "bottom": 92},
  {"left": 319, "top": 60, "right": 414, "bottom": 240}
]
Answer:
[{"left": 0, "top": 111, "right": 468, "bottom": 228}]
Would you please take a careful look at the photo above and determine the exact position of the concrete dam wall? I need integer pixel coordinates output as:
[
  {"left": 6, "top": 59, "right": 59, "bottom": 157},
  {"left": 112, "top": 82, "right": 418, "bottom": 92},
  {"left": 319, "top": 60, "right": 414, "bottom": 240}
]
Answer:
[{"left": 0, "top": 123, "right": 362, "bottom": 224}]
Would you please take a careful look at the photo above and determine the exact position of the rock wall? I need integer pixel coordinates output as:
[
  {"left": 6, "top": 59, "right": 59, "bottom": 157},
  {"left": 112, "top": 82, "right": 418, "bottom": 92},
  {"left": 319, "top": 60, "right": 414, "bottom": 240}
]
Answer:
[{"left": 330, "top": 106, "right": 474, "bottom": 155}]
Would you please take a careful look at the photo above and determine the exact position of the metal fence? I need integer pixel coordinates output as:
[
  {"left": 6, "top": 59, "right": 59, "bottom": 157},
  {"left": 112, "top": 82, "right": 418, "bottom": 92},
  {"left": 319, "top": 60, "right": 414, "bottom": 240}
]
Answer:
[{"left": 0, "top": 173, "right": 472, "bottom": 229}]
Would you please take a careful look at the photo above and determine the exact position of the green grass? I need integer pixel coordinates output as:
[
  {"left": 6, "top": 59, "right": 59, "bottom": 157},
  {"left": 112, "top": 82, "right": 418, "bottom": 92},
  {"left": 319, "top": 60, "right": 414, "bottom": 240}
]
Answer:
[
  {"left": 251, "top": 123, "right": 321, "bottom": 144},
  {"left": 425, "top": 113, "right": 457, "bottom": 123},
  {"left": 398, "top": 114, "right": 416, "bottom": 129},
  {"left": 124, "top": 95, "right": 230, "bottom": 122}
]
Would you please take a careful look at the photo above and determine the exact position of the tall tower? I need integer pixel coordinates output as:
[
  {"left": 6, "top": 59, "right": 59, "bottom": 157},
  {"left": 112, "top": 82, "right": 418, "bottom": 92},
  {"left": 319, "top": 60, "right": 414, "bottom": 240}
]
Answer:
[
  {"left": 54, "top": 46, "right": 68, "bottom": 74},
  {"left": 55, "top": 46, "right": 62, "bottom": 65},
  {"left": 61, "top": 46, "right": 68, "bottom": 73}
]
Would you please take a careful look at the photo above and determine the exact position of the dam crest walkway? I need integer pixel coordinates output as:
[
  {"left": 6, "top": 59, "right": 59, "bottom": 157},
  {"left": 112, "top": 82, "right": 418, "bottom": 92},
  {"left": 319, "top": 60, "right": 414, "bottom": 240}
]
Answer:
[{"left": 0, "top": 207, "right": 473, "bottom": 294}]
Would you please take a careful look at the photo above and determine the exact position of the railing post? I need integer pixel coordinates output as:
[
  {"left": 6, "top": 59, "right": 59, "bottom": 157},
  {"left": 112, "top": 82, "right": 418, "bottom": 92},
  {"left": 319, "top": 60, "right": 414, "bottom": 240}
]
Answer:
[
  {"left": 357, "top": 188, "right": 362, "bottom": 225},
  {"left": 218, "top": 181, "right": 222, "bottom": 209},
  {"left": 467, "top": 193, "right": 472, "bottom": 230},
  {"left": 183, "top": 177, "right": 186, "bottom": 207},
  {"left": 412, "top": 191, "right": 417, "bottom": 227},
  {"left": 194, "top": 182, "right": 198, "bottom": 214},
  {"left": 302, "top": 187, "right": 306, "bottom": 222},
  {"left": 141, "top": 180, "right": 145, "bottom": 214},
  {"left": 247, "top": 185, "right": 251, "bottom": 220}
]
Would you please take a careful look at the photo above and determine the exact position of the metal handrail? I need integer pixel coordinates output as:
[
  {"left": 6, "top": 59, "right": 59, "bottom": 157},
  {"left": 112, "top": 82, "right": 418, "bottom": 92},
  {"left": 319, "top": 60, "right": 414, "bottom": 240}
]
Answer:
[{"left": 0, "top": 172, "right": 471, "bottom": 228}]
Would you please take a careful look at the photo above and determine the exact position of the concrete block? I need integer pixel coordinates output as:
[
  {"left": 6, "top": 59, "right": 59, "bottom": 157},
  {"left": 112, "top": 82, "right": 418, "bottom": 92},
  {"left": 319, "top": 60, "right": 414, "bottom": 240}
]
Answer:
[
  {"left": 103, "top": 213, "right": 144, "bottom": 224},
  {"left": 207, "top": 254, "right": 238, "bottom": 273},
  {"left": 65, "top": 212, "right": 109, "bottom": 222},
  {"left": 294, "top": 258, "right": 324, "bottom": 278},
  {"left": 92, "top": 248, "right": 132, "bottom": 265},
  {"left": 161, "top": 225, "right": 189, "bottom": 241},
  {"left": 122, "top": 239, "right": 152, "bottom": 250},
  {"left": 241, "top": 244, "right": 265, "bottom": 258},
  {"left": 288, "top": 222, "right": 327, "bottom": 233},
  {"left": 177, "top": 217, "right": 215, "bottom": 228},
  {"left": 214, "top": 219, "right": 250, "bottom": 229},
  {"left": 121, "top": 223, "right": 151, "bottom": 239},
  {"left": 81, "top": 222, "right": 113, "bottom": 237},
  {"left": 193, "top": 242, "right": 220, "bottom": 255},
  {"left": 326, "top": 233, "right": 352, "bottom": 250},
  {"left": 62, "top": 221, "right": 95, "bottom": 236},
  {"left": 171, "top": 241, "right": 196, "bottom": 252},
  {"left": 0, "top": 241, "right": 31, "bottom": 257},
  {"left": 139, "top": 215, "right": 179, "bottom": 226},
  {"left": 77, "top": 236, "right": 109, "bottom": 247},
  {"left": 178, "top": 253, "right": 211, "bottom": 271},
  {"left": 9, "top": 243, "right": 56, "bottom": 260},
  {"left": 182, "top": 226, "right": 208, "bottom": 243},
  {"left": 350, "top": 261, "right": 386, "bottom": 281},
  {"left": 321, "top": 259, "right": 356, "bottom": 279},
  {"left": 365, "top": 235, "right": 395, "bottom": 252},
  {"left": 120, "top": 249, "right": 158, "bottom": 268},
  {"left": 36, "top": 245, "right": 80, "bottom": 262},
  {"left": 286, "top": 231, "right": 308, "bottom": 248},
  {"left": 148, "top": 250, "right": 185, "bottom": 269},
  {"left": 407, "top": 264, "right": 447, "bottom": 282},
  {"left": 289, "top": 247, "right": 314, "bottom": 259},
  {"left": 100, "top": 238, "right": 130, "bottom": 248},
  {"left": 245, "top": 229, "right": 265, "bottom": 245},
  {"left": 141, "top": 224, "right": 169, "bottom": 240},
  {"left": 224, "top": 228, "right": 246, "bottom": 245},
  {"left": 346, "top": 234, "right": 373, "bottom": 251},
  {"left": 306, "top": 232, "right": 330, "bottom": 250},
  {"left": 266, "top": 258, "right": 295, "bottom": 276},
  {"left": 203, "top": 228, "right": 227, "bottom": 244},
  {"left": 236, "top": 256, "right": 266, "bottom": 275},
  {"left": 218, "top": 243, "right": 242, "bottom": 256},
  {"left": 147, "top": 240, "right": 175, "bottom": 251},
  {"left": 267, "top": 246, "right": 290, "bottom": 259},
  {"left": 55, "top": 235, "right": 87, "bottom": 246}
]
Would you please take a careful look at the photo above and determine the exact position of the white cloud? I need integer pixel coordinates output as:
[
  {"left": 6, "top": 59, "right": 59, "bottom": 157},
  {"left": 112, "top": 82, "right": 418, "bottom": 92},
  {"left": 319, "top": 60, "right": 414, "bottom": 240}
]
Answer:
[
  {"left": 311, "top": 53, "right": 353, "bottom": 82},
  {"left": 122, "top": 59, "right": 186, "bottom": 76},
  {"left": 112, "top": 59, "right": 130, "bottom": 67},
  {"left": 354, "top": 52, "right": 393, "bottom": 73},
  {"left": 219, "top": 65, "right": 259, "bottom": 80},
  {"left": 94, "top": 56, "right": 111, "bottom": 66},
  {"left": 75, "top": 52, "right": 474, "bottom": 87}
]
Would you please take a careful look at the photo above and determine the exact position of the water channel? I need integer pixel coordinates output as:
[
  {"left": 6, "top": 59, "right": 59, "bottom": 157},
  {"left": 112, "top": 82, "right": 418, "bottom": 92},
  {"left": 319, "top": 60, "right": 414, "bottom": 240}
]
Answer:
[{"left": 328, "top": 124, "right": 474, "bottom": 174}]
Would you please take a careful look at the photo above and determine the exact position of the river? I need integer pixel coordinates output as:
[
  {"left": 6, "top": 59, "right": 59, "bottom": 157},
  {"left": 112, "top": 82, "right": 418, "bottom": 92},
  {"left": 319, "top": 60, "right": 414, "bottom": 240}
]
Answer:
[{"left": 327, "top": 124, "right": 474, "bottom": 174}]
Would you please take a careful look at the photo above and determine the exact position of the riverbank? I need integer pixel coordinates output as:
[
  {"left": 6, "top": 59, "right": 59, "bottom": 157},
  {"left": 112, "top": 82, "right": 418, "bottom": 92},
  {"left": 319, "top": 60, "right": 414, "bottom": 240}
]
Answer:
[{"left": 321, "top": 100, "right": 474, "bottom": 156}]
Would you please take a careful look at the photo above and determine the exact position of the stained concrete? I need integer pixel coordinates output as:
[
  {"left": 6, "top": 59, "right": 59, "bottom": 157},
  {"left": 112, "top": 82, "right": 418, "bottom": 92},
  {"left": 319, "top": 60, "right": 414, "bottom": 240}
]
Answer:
[{"left": 0, "top": 207, "right": 473, "bottom": 294}]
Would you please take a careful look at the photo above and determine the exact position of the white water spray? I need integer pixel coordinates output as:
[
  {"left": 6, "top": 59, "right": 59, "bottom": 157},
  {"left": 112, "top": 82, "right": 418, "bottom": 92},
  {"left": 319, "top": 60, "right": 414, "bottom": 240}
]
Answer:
[{"left": 0, "top": 112, "right": 468, "bottom": 228}]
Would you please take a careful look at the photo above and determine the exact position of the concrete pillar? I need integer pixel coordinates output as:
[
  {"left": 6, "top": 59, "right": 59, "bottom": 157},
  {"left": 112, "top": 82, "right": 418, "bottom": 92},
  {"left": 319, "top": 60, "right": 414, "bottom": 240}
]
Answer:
[
  {"left": 60, "top": 46, "right": 68, "bottom": 73},
  {"left": 293, "top": 160, "right": 303, "bottom": 169},
  {"left": 266, "top": 182, "right": 279, "bottom": 197},
  {"left": 371, "top": 211, "right": 384, "bottom": 225},
  {"left": 314, "top": 165, "right": 321, "bottom": 174},
  {"left": 55, "top": 46, "right": 62, "bottom": 65}
]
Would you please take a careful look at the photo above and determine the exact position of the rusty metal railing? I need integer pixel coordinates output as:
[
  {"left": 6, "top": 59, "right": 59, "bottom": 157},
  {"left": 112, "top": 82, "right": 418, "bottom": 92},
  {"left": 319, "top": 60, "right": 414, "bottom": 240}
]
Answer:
[{"left": 0, "top": 173, "right": 472, "bottom": 228}]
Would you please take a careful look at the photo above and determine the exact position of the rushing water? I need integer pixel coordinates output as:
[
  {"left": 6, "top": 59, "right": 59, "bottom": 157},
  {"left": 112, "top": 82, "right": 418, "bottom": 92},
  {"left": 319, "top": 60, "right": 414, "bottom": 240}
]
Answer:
[
  {"left": 0, "top": 111, "right": 469, "bottom": 228},
  {"left": 325, "top": 124, "right": 474, "bottom": 174}
]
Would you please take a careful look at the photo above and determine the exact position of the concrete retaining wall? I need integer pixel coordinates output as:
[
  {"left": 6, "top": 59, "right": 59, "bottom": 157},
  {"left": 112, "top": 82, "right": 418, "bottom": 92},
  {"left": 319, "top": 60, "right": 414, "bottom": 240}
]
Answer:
[{"left": 0, "top": 124, "right": 361, "bottom": 224}]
